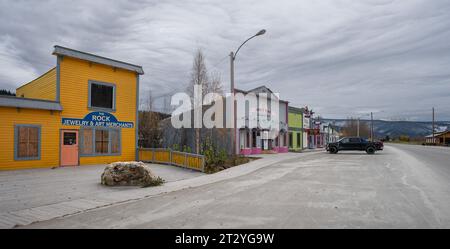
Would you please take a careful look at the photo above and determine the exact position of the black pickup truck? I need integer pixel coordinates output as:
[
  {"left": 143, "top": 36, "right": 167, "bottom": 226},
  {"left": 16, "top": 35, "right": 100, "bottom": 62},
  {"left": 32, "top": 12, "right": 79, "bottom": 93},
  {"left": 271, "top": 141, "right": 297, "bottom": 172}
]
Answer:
[{"left": 326, "top": 137, "right": 380, "bottom": 154}]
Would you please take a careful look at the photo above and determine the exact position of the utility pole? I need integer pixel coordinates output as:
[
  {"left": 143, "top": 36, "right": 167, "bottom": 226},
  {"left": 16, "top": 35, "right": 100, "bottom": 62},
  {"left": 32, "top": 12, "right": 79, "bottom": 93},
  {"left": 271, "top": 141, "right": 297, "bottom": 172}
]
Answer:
[
  {"left": 357, "top": 118, "right": 360, "bottom": 137},
  {"left": 230, "top": 51, "right": 236, "bottom": 156},
  {"left": 371, "top": 112, "right": 374, "bottom": 141},
  {"left": 432, "top": 107, "right": 435, "bottom": 145}
]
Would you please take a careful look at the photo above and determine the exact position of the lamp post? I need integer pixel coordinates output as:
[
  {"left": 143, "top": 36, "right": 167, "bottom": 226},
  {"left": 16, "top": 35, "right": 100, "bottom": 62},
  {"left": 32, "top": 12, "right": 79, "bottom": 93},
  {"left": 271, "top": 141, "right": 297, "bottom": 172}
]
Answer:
[{"left": 230, "top": 29, "right": 266, "bottom": 156}]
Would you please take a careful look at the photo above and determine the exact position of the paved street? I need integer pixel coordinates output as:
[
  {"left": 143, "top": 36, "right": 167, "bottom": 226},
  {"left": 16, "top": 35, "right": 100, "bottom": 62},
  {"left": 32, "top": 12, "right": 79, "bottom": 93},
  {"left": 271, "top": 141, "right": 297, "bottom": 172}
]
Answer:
[{"left": 20, "top": 145, "right": 450, "bottom": 228}]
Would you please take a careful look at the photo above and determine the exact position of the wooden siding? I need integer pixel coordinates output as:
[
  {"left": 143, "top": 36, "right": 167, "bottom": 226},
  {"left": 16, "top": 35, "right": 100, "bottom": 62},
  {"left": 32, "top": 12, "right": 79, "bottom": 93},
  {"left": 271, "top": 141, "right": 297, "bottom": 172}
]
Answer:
[
  {"left": 0, "top": 107, "right": 60, "bottom": 170},
  {"left": 16, "top": 68, "right": 57, "bottom": 101},
  {"left": 59, "top": 57, "right": 138, "bottom": 166}
]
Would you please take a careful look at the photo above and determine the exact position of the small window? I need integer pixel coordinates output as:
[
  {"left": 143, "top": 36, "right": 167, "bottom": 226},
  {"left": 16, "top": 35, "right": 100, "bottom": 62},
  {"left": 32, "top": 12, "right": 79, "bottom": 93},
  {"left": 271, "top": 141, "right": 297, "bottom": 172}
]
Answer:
[
  {"left": 349, "top": 138, "right": 361, "bottom": 143},
  {"left": 89, "top": 81, "right": 115, "bottom": 110},
  {"left": 63, "top": 132, "right": 77, "bottom": 145},
  {"left": 95, "top": 130, "right": 109, "bottom": 154},
  {"left": 15, "top": 125, "right": 40, "bottom": 160}
]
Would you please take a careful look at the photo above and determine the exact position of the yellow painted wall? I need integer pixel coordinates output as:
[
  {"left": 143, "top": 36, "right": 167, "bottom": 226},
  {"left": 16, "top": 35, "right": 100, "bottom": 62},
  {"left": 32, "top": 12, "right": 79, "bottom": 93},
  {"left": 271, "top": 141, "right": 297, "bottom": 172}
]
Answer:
[
  {"left": 16, "top": 68, "right": 57, "bottom": 101},
  {"left": 0, "top": 107, "right": 61, "bottom": 170},
  {"left": 59, "top": 56, "right": 137, "bottom": 165},
  {"left": 1, "top": 55, "right": 138, "bottom": 171}
]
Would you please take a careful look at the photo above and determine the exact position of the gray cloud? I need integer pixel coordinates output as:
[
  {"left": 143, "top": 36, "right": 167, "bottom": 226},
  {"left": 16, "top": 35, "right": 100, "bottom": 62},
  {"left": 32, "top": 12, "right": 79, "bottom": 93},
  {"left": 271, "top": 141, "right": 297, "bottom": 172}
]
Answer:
[{"left": 1, "top": 0, "right": 449, "bottom": 121}]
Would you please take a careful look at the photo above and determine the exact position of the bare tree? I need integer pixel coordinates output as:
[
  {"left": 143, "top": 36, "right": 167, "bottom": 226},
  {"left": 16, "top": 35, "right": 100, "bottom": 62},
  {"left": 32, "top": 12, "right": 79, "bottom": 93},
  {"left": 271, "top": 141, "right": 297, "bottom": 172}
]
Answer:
[
  {"left": 207, "top": 71, "right": 224, "bottom": 96},
  {"left": 187, "top": 49, "right": 209, "bottom": 100},
  {"left": 187, "top": 49, "right": 208, "bottom": 154},
  {"left": 186, "top": 49, "right": 224, "bottom": 154}
]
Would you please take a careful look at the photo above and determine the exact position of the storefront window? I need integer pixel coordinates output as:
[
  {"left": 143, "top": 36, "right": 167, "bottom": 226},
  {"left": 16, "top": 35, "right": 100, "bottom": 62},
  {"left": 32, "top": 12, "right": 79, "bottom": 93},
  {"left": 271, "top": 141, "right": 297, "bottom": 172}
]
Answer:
[
  {"left": 81, "top": 128, "right": 120, "bottom": 156},
  {"left": 240, "top": 130, "right": 246, "bottom": 149},
  {"left": 15, "top": 125, "right": 40, "bottom": 160},
  {"left": 81, "top": 128, "right": 93, "bottom": 154},
  {"left": 89, "top": 81, "right": 115, "bottom": 110},
  {"left": 297, "top": 133, "right": 301, "bottom": 147}
]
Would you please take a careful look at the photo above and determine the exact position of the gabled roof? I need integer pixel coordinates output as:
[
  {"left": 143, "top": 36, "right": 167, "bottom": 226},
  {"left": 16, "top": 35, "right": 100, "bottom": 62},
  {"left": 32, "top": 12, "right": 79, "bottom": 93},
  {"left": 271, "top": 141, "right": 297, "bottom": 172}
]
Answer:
[
  {"left": 247, "top": 85, "right": 274, "bottom": 94},
  {"left": 425, "top": 131, "right": 450, "bottom": 138},
  {"left": 53, "top": 45, "right": 144, "bottom": 75},
  {"left": 234, "top": 85, "right": 288, "bottom": 103},
  {"left": 288, "top": 106, "right": 305, "bottom": 114},
  {"left": 0, "top": 95, "right": 63, "bottom": 111}
]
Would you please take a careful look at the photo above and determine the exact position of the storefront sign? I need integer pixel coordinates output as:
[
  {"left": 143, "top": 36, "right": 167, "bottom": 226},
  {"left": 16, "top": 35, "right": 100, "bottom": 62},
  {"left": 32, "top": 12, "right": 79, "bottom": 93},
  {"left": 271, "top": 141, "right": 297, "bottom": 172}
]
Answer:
[{"left": 62, "top": 112, "right": 134, "bottom": 128}]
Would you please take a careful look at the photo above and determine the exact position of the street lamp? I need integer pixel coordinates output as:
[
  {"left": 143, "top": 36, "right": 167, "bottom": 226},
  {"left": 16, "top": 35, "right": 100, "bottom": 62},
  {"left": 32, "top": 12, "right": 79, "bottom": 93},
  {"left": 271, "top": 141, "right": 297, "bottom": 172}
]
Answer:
[{"left": 230, "top": 29, "right": 266, "bottom": 156}]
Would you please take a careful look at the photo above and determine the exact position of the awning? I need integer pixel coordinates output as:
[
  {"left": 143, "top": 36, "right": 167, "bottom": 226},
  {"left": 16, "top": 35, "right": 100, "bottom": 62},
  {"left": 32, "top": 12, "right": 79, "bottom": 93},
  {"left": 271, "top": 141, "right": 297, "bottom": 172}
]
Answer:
[{"left": 0, "top": 96, "right": 63, "bottom": 111}]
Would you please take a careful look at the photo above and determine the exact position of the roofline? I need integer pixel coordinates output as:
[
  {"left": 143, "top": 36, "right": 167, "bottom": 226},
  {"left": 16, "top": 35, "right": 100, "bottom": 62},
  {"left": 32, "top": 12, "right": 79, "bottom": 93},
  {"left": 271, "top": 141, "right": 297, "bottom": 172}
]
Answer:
[
  {"left": 16, "top": 67, "right": 56, "bottom": 91},
  {"left": 426, "top": 131, "right": 450, "bottom": 137},
  {"left": 288, "top": 106, "right": 304, "bottom": 113},
  {"left": 0, "top": 95, "right": 63, "bottom": 111},
  {"left": 53, "top": 45, "right": 144, "bottom": 75},
  {"left": 233, "top": 87, "right": 289, "bottom": 103}
]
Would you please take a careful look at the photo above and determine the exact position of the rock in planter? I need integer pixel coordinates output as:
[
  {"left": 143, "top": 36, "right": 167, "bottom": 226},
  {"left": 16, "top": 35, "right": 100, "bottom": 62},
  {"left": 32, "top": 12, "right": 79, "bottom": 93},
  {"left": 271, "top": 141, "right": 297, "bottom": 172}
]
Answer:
[{"left": 101, "top": 161, "right": 162, "bottom": 187}]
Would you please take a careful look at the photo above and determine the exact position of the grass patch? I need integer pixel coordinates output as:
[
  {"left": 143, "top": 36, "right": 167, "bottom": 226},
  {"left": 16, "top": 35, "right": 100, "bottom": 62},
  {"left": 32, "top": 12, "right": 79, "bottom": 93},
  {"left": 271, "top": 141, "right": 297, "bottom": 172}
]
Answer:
[{"left": 204, "top": 156, "right": 259, "bottom": 174}]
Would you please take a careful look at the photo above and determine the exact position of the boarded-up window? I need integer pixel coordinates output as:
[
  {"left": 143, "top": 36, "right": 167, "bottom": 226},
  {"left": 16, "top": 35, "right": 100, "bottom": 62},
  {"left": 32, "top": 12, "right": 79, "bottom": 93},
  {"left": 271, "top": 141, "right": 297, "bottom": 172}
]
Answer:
[
  {"left": 81, "top": 129, "right": 93, "bottom": 154},
  {"left": 16, "top": 126, "right": 39, "bottom": 159},
  {"left": 95, "top": 130, "right": 109, "bottom": 154},
  {"left": 81, "top": 128, "right": 121, "bottom": 155},
  {"left": 110, "top": 129, "right": 120, "bottom": 154}
]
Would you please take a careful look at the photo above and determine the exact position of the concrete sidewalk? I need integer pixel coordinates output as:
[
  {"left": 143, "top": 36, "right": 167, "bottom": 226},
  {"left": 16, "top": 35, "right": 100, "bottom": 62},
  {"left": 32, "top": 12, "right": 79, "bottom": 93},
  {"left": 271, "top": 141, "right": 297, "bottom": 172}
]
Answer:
[
  {"left": 0, "top": 152, "right": 313, "bottom": 228},
  {"left": 0, "top": 163, "right": 202, "bottom": 228}
]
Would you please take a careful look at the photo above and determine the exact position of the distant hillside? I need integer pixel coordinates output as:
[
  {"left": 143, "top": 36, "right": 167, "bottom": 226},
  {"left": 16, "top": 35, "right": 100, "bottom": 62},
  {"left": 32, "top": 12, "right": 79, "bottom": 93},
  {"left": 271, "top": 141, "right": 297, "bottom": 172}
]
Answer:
[{"left": 322, "top": 119, "right": 450, "bottom": 138}]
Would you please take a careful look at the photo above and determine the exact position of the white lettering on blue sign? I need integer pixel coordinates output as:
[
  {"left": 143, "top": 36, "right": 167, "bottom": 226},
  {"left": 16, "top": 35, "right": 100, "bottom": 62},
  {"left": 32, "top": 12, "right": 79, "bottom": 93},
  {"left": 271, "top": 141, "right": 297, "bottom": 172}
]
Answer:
[{"left": 62, "top": 112, "right": 134, "bottom": 128}]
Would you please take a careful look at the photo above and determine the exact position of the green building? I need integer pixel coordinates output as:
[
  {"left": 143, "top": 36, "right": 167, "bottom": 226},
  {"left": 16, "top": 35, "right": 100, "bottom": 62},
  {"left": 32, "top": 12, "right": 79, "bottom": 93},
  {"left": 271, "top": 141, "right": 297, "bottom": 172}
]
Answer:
[{"left": 288, "top": 106, "right": 303, "bottom": 151}]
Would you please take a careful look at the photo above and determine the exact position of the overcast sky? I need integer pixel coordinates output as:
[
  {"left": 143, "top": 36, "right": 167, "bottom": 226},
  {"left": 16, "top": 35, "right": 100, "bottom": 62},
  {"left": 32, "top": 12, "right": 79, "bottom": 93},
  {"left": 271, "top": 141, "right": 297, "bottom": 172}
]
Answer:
[{"left": 1, "top": 0, "right": 450, "bottom": 121}]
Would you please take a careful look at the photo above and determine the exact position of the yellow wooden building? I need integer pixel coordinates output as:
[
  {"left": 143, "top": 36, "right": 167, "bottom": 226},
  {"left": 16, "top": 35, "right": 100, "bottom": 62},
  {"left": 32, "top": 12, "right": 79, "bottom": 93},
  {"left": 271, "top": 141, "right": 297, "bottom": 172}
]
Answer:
[{"left": 0, "top": 46, "right": 144, "bottom": 170}]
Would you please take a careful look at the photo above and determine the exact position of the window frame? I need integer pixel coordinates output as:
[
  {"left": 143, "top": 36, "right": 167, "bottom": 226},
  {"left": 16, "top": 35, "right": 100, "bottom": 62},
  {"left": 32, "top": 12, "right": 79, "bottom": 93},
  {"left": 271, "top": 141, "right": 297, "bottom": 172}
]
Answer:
[
  {"left": 14, "top": 124, "right": 41, "bottom": 161},
  {"left": 79, "top": 127, "right": 121, "bottom": 157},
  {"left": 88, "top": 80, "right": 116, "bottom": 112}
]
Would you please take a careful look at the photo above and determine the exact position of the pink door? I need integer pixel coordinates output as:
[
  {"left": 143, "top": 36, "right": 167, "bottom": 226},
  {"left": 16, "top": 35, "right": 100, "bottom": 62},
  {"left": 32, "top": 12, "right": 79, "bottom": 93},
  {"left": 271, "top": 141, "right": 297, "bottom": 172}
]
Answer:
[{"left": 61, "top": 130, "right": 79, "bottom": 166}]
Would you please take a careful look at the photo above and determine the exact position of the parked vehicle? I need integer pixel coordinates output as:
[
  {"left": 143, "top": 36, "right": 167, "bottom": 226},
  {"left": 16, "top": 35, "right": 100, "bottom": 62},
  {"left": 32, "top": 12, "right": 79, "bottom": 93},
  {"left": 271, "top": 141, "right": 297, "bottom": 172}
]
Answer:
[
  {"left": 373, "top": 140, "right": 384, "bottom": 150},
  {"left": 326, "top": 137, "right": 378, "bottom": 154}
]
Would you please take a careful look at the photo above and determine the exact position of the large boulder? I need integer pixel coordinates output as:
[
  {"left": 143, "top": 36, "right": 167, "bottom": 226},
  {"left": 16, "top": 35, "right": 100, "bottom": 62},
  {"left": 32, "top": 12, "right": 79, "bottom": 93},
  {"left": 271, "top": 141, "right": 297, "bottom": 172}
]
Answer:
[{"left": 101, "top": 161, "right": 158, "bottom": 187}]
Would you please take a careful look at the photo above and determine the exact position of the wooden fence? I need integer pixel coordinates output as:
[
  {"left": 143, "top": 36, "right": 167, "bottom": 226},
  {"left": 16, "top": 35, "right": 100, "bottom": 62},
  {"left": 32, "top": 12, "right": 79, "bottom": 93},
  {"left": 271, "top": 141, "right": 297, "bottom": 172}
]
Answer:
[{"left": 138, "top": 148, "right": 205, "bottom": 172}]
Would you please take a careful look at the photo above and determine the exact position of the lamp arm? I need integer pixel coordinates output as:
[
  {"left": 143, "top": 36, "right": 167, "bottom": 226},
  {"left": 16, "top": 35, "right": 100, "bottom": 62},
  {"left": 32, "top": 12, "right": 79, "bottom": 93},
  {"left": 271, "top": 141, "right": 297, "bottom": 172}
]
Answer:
[{"left": 233, "top": 35, "right": 257, "bottom": 60}]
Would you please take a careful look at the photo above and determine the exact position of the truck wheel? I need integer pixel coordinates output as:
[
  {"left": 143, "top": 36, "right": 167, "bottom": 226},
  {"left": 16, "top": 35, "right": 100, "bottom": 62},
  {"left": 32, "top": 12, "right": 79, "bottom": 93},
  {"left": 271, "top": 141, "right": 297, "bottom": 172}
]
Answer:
[
  {"left": 329, "top": 147, "right": 338, "bottom": 154},
  {"left": 366, "top": 147, "right": 375, "bottom": 154}
]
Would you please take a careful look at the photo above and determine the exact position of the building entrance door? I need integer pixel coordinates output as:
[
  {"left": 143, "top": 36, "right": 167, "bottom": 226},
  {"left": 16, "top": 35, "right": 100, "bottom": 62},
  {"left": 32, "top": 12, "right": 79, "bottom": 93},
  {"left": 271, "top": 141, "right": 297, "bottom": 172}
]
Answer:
[{"left": 61, "top": 130, "right": 79, "bottom": 166}]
